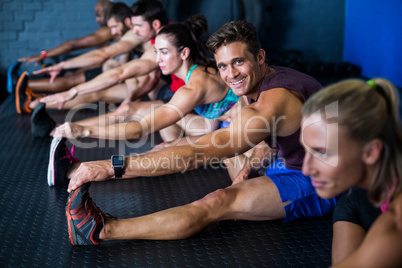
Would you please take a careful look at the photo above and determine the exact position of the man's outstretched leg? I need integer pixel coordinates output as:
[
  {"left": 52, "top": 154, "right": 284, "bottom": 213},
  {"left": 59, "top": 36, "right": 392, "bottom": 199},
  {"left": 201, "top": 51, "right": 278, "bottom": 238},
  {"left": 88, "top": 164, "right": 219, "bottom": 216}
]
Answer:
[
  {"left": 66, "top": 176, "right": 287, "bottom": 245},
  {"left": 66, "top": 183, "right": 112, "bottom": 245}
]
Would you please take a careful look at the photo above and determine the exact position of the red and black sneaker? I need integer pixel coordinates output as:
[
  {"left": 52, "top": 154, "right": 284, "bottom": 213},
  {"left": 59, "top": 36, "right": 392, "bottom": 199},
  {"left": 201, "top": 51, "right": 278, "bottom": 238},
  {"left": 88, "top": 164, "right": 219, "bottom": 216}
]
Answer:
[{"left": 66, "top": 183, "right": 113, "bottom": 246}]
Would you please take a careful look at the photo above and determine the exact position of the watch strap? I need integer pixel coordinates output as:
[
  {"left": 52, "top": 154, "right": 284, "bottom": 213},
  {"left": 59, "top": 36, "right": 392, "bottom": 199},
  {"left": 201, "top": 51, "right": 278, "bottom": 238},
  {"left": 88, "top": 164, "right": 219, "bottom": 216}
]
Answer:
[{"left": 114, "top": 166, "right": 123, "bottom": 178}]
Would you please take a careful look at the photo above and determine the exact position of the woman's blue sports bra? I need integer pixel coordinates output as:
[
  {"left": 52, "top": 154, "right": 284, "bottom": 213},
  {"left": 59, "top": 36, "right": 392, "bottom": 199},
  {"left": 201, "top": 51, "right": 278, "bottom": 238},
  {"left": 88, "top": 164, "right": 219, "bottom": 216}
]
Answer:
[{"left": 186, "top": 64, "right": 239, "bottom": 119}]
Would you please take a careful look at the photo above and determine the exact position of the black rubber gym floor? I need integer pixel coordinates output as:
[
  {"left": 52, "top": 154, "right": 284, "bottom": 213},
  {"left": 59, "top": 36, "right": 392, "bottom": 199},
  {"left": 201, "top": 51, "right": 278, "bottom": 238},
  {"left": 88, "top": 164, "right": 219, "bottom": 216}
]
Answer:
[{"left": 0, "top": 95, "right": 333, "bottom": 267}]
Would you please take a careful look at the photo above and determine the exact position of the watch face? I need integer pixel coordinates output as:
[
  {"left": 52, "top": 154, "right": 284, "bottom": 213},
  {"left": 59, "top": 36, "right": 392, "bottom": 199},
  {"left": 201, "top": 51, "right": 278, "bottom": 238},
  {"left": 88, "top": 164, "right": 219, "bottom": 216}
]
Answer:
[{"left": 112, "top": 155, "right": 124, "bottom": 166}]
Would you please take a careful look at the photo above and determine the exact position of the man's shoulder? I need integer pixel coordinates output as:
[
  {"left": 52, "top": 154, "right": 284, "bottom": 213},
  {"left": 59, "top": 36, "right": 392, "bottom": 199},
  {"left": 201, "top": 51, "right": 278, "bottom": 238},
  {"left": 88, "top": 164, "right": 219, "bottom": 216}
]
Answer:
[
  {"left": 261, "top": 66, "right": 321, "bottom": 95},
  {"left": 120, "top": 30, "right": 142, "bottom": 45},
  {"left": 267, "top": 66, "right": 319, "bottom": 83},
  {"left": 92, "top": 26, "right": 113, "bottom": 43},
  {"left": 94, "top": 26, "right": 111, "bottom": 35}
]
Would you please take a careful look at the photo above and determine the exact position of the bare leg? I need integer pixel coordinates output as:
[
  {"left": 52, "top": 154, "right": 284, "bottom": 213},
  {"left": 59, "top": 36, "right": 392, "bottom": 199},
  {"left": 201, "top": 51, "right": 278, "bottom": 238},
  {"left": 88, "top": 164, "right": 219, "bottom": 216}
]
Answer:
[
  {"left": 159, "top": 113, "right": 221, "bottom": 143},
  {"left": 30, "top": 83, "right": 129, "bottom": 111},
  {"left": 176, "top": 113, "right": 221, "bottom": 137},
  {"left": 75, "top": 100, "right": 163, "bottom": 126},
  {"left": 99, "top": 176, "right": 288, "bottom": 241},
  {"left": 29, "top": 72, "right": 86, "bottom": 93},
  {"left": 62, "top": 83, "right": 127, "bottom": 110},
  {"left": 149, "top": 135, "right": 207, "bottom": 153},
  {"left": 66, "top": 77, "right": 165, "bottom": 124},
  {"left": 332, "top": 221, "right": 366, "bottom": 265},
  {"left": 159, "top": 124, "right": 184, "bottom": 142}
]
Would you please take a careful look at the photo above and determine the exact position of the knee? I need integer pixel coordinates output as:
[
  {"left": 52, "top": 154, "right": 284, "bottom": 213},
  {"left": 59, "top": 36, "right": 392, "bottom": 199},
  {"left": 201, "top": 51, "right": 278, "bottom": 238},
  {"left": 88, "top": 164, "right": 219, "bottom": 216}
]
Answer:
[
  {"left": 131, "top": 103, "right": 151, "bottom": 116},
  {"left": 115, "top": 103, "right": 132, "bottom": 117},
  {"left": 193, "top": 188, "right": 234, "bottom": 212},
  {"left": 70, "top": 73, "right": 85, "bottom": 85},
  {"left": 183, "top": 118, "right": 220, "bottom": 137},
  {"left": 222, "top": 157, "right": 234, "bottom": 169},
  {"left": 64, "top": 71, "right": 74, "bottom": 77}
]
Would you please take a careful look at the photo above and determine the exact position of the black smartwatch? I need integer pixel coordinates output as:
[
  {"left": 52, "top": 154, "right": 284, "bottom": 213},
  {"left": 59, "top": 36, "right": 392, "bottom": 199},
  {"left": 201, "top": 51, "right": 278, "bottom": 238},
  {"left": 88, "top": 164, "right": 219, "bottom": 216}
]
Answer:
[{"left": 111, "top": 155, "right": 125, "bottom": 178}]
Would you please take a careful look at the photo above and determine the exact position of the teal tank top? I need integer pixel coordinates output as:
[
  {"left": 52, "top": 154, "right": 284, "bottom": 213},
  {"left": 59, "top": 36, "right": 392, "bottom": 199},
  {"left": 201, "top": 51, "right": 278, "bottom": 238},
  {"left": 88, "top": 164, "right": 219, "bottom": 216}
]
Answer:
[{"left": 186, "top": 64, "right": 239, "bottom": 119}]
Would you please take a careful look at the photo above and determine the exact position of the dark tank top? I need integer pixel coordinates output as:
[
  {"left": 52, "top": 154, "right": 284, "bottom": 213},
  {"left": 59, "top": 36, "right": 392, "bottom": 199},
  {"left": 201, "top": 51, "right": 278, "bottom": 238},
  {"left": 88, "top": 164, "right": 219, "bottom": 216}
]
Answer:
[{"left": 248, "top": 66, "right": 322, "bottom": 170}]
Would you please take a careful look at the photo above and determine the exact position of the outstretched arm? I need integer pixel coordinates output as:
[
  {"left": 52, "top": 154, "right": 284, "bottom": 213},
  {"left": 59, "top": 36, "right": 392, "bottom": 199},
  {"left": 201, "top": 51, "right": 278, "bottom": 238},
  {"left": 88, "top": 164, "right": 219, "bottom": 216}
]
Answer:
[
  {"left": 54, "top": 85, "right": 203, "bottom": 140},
  {"left": 39, "top": 49, "right": 159, "bottom": 108},
  {"left": 18, "top": 27, "right": 113, "bottom": 66},
  {"left": 66, "top": 87, "right": 300, "bottom": 191},
  {"left": 67, "top": 101, "right": 273, "bottom": 192},
  {"left": 33, "top": 30, "right": 143, "bottom": 80}
]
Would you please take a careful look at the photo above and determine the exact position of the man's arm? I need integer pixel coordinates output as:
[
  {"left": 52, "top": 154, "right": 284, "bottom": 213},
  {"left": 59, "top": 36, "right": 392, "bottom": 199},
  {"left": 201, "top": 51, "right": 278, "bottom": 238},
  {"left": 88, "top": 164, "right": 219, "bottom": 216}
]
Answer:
[
  {"left": 60, "top": 30, "right": 143, "bottom": 69},
  {"left": 18, "top": 27, "right": 113, "bottom": 66},
  {"left": 33, "top": 30, "right": 143, "bottom": 81},
  {"left": 67, "top": 102, "right": 274, "bottom": 193},
  {"left": 55, "top": 85, "right": 205, "bottom": 140},
  {"left": 124, "top": 87, "right": 303, "bottom": 175},
  {"left": 39, "top": 48, "right": 159, "bottom": 108},
  {"left": 67, "top": 87, "right": 299, "bottom": 191},
  {"left": 101, "top": 49, "right": 131, "bottom": 71},
  {"left": 125, "top": 104, "right": 276, "bottom": 176}
]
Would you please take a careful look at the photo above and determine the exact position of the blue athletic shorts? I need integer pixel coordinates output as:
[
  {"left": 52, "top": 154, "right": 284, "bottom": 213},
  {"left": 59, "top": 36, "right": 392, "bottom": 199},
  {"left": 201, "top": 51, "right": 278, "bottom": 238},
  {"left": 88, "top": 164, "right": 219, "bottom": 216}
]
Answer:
[
  {"left": 220, "top": 121, "right": 230, "bottom": 128},
  {"left": 266, "top": 158, "right": 337, "bottom": 222}
]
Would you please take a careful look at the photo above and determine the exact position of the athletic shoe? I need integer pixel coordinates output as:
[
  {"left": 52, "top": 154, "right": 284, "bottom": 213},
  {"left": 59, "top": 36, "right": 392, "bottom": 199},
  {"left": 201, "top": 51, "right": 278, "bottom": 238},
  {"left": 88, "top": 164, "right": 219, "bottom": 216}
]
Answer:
[
  {"left": 15, "top": 71, "right": 30, "bottom": 114},
  {"left": 15, "top": 71, "right": 45, "bottom": 114},
  {"left": 7, "top": 61, "right": 21, "bottom": 93},
  {"left": 66, "top": 183, "right": 112, "bottom": 246},
  {"left": 31, "top": 102, "right": 56, "bottom": 137},
  {"left": 47, "top": 137, "right": 79, "bottom": 186}
]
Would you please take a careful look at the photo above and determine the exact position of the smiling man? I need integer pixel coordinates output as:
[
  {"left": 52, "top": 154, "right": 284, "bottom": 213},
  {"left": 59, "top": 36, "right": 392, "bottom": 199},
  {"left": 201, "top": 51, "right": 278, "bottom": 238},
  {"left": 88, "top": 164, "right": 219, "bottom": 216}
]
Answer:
[{"left": 56, "top": 20, "right": 337, "bottom": 245}]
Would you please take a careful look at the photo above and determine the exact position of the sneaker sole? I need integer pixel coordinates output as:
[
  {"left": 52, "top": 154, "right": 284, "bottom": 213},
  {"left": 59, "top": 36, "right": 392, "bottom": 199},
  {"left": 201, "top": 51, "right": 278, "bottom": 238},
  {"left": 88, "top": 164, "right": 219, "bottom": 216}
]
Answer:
[
  {"left": 66, "top": 187, "right": 81, "bottom": 246},
  {"left": 15, "top": 72, "right": 29, "bottom": 114},
  {"left": 31, "top": 102, "right": 56, "bottom": 137},
  {"left": 7, "top": 61, "right": 20, "bottom": 94},
  {"left": 47, "top": 137, "right": 62, "bottom": 186}
]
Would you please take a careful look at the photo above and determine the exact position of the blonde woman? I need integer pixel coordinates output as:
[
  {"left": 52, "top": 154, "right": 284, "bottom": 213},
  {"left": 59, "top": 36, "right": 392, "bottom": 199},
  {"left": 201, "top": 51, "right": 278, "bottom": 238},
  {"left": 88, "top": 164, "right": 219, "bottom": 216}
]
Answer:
[{"left": 301, "top": 78, "right": 402, "bottom": 267}]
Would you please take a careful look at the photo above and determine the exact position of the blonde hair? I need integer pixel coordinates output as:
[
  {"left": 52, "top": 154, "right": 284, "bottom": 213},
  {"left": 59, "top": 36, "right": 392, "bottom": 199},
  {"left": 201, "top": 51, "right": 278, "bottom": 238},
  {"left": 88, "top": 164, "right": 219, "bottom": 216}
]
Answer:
[{"left": 303, "top": 78, "right": 402, "bottom": 206}]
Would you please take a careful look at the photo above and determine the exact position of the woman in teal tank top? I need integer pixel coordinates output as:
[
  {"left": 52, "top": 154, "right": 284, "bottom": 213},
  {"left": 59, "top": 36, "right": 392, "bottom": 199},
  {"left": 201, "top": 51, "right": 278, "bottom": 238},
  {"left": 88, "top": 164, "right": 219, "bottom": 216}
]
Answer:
[
  {"left": 186, "top": 64, "right": 239, "bottom": 120},
  {"left": 142, "top": 17, "right": 245, "bottom": 144},
  {"left": 51, "top": 15, "right": 245, "bottom": 144}
]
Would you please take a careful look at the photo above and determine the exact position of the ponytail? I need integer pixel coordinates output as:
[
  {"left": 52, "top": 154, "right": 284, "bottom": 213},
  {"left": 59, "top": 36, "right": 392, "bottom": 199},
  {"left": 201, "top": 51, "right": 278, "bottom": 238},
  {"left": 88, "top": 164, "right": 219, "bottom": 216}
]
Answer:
[
  {"left": 303, "top": 78, "right": 402, "bottom": 206},
  {"left": 366, "top": 78, "right": 402, "bottom": 205},
  {"left": 157, "top": 15, "right": 214, "bottom": 67}
]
